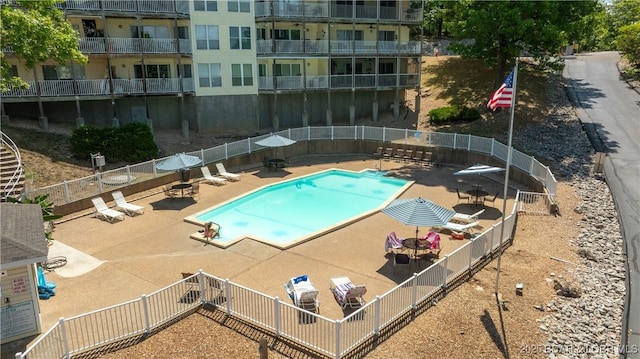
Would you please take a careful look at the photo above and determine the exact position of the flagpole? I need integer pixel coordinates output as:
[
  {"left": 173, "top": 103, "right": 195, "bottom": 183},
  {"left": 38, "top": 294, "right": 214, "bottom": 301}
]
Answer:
[{"left": 494, "top": 57, "right": 519, "bottom": 296}]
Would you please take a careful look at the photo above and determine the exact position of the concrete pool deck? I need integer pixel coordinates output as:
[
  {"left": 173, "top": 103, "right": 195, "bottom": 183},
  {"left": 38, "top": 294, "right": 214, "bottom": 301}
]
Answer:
[{"left": 37, "top": 155, "right": 517, "bottom": 330}]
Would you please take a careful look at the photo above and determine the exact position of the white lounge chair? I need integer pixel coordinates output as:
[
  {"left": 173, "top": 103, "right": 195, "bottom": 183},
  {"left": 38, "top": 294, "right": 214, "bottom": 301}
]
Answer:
[
  {"left": 91, "top": 197, "right": 125, "bottom": 223},
  {"left": 111, "top": 191, "right": 144, "bottom": 216},
  {"left": 215, "top": 163, "right": 241, "bottom": 181},
  {"left": 284, "top": 275, "right": 319, "bottom": 313},
  {"left": 437, "top": 221, "right": 480, "bottom": 234},
  {"left": 200, "top": 166, "right": 227, "bottom": 186},
  {"left": 452, "top": 209, "right": 485, "bottom": 224},
  {"left": 330, "top": 276, "right": 367, "bottom": 309}
]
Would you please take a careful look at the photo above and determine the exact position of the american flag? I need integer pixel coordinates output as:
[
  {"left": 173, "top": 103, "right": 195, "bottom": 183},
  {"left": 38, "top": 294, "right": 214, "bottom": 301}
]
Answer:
[{"left": 487, "top": 71, "right": 514, "bottom": 111}]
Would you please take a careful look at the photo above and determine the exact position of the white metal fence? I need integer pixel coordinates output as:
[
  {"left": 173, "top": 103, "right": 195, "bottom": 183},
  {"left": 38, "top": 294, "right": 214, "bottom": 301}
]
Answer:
[
  {"left": 17, "top": 198, "right": 518, "bottom": 359},
  {"left": 25, "top": 126, "right": 557, "bottom": 207}
]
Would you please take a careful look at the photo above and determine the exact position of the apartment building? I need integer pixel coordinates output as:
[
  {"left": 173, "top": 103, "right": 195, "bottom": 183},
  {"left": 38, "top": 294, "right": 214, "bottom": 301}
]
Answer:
[{"left": 2, "top": 0, "right": 423, "bottom": 134}]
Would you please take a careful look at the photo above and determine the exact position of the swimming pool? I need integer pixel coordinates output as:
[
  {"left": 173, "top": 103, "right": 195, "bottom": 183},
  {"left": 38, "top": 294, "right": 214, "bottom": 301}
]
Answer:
[{"left": 185, "top": 169, "right": 412, "bottom": 249}]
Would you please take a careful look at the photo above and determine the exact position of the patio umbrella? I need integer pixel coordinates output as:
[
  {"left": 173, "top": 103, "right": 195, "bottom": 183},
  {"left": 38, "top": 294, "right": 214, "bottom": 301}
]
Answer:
[
  {"left": 382, "top": 197, "right": 456, "bottom": 259},
  {"left": 255, "top": 134, "right": 297, "bottom": 160},
  {"left": 454, "top": 164, "right": 504, "bottom": 204},
  {"left": 155, "top": 153, "right": 202, "bottom": 171}
]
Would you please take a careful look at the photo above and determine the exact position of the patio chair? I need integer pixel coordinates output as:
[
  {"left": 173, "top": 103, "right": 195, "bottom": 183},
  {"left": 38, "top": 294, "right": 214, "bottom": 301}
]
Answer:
[
  {"left": 452, "top": 209, "right": 485, "bottom": 224},
  {"left": 91, "top": 197, "right": 125, "bottom": 223},
  {"left": 393, "top": 253, "right": 411, "bottom": 274},
  {"left": 385, "top": 231, "right": 406, "bottom": 253},
  {"left": 330, "top": 276, "right": 367, "bottom": 309},
  {"left": 484, "top": 192, "right": 499, "bottom": 207},
  {"left": 200, "top": 166, "right": 227, "bottom": 186},
  {"left": 373, "top": 146, "right": 383, "bottom": 159},
  {"left": 187, "top": 181, "right": 200, "bottom": 200},
  {"left": 215, "top": 163, "right": 241, "bottom": 181},
  {"left": 111, "top": 191, "right": 144, "bottom": 216},
  {"left": 163, "top": 185, "right": 179, "bottom": 199},
  {"left": 284, "top": 275, "right": 320, "bottom": 313},
  {"left": 412, "top": 150, "right": 424, "bottom": 165},
  {"left": 417, "top": 231, "right": 442, "bottom": 256},
  {"left": 456, "top": 188, "right": 471, "bottom": 203}
]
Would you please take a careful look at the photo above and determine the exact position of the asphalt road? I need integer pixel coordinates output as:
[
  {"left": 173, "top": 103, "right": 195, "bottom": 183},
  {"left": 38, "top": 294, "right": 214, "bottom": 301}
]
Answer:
[{"left": 564, "top": 51, "right": 640, "bottom": 358}]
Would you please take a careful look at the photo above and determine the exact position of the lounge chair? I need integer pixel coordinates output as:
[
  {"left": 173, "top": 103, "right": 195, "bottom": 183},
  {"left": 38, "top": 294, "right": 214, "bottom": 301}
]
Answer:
[
  {"left": 200, "top": 166, "right": 227, "bottom": 186},
  {"left": 91, "top": 197, "right": 125, "bottom": 223},
  {"left": 215, "top": 163, "right": 241, "bottom": 181},
  {"left": 385, "top": 231, "right": 406, "bottom": 253},
  {"left": 452, "top": 209, "right": 485, "bottom": 224},
  {"left": 111, "top": 191, "right": 144, "bottom": 216},
  {"left": 437, "top": 221, "right": 480, "bottom": 234},
  {"left": 330, "top": 276, "right": 367, "bottom": 309},
  {"left": 284, "top": 275, "right": 320, "bottom": 313}
]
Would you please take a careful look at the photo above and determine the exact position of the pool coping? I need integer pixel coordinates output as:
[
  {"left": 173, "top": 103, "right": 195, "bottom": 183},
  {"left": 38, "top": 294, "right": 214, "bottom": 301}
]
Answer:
[{"left": 185, "top": 167, "right": 414, "bottom": 250}]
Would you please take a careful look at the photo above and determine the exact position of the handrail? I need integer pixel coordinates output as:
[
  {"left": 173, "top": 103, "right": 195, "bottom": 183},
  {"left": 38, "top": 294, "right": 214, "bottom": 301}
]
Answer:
[{"left": 1, "top": 131, "right": 24, "bottom": 200}]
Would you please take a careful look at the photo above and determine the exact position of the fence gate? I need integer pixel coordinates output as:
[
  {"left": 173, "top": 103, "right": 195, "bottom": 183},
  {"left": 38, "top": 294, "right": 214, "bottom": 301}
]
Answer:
[{"left": 517, "top": 191, "right": 556, "bottom": 216}]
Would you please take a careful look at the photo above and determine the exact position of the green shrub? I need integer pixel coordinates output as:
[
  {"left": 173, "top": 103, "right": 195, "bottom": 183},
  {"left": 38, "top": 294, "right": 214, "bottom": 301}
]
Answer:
[
  {"left": 70, "top": 123, "right": 158, "bottom": 163},
  {"left": 428, "top": 105, "right": 481, "bottom": 125}
]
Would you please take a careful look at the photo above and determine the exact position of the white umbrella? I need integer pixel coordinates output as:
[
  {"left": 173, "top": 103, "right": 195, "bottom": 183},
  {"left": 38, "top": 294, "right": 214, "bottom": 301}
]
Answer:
[
  {"left": 255, "top": 134, "right": 297, "bottom": 161},
  {"left": 255, "top": 134, "right": 296, "bottom": 147},
  {"left": 155, "top": 153, "right": 202, "bottom": 171},
  {"left": 454, "top": 164, "right": 504, "bottom": 176}
]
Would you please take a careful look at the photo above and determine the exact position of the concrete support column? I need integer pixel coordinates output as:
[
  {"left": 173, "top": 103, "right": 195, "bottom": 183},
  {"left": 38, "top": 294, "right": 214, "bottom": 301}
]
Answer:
[
  {"left": 112, "top": 117, "right": 121, "bottom": 128},
  {"left": 38, "top": 116, "right": 49, "bottom": 131},
  {"left": 372, "top": 102, "right": 379, "bottom": 123},
  {"left": 181, "top": 120, "right": 189, "bottom": 141},
  {"left": 414, "top": 93, "right": 421, "bottom": 114},
  {"left": 302, "top": 111, "right": 309, "bottom": 127},
  {"left": 393, "top": 99, "right": 399, "bottom": 120},
  {"left": 325, "top": 109, "right": 332, "bottom": 126},
  {"left": 76, "top": 117, "right": 85, "bottom": 127},
  {"left": 273, "top": 114, "right": 280, "bottom": 131},
  {"left": 349, "top": 105, "right": 355, "bottom": 126}
]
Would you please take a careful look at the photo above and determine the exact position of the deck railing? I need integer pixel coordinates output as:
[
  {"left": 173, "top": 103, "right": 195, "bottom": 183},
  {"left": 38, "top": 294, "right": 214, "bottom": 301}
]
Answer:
[
  {"left": 16, "top": 198, "right": 519, "bottom": 359},
  {"left": 25, "top": 126, "right": 557, "bottom": 207}
]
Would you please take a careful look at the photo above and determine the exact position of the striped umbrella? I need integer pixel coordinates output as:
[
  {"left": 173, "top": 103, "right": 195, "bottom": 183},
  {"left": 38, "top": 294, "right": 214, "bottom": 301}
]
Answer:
[
  {"left": 382, "top": 197, "right": 456, "bottom": 246},
  {"left": 454, "top": 164, "right": 504, "bottom": 176}
]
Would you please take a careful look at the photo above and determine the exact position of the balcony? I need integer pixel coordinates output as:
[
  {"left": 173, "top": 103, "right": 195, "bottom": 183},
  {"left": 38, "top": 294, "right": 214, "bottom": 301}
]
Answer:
[
  {"left": 256, "top": 40, "right": 420, "bottom": 56},
  {"left": 78, "top": 38, "right": 192, "bottom": 55},
  {"left": 61, "top": 0, "right": 189, "bottom": 15},
  {"left": 255, "top": 2, "right": 328, "bottom": 18},
  {"left": 2, "top": 78, "right": 195, "bottom": 98},
  {"left": 257, "top": 73, "right": 418, "bottom": 91}
]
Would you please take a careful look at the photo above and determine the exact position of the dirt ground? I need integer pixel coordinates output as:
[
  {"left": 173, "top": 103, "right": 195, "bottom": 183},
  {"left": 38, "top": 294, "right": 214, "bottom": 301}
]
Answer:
[{"left": 5, "top": 57, "right": 589, "bottom": 358}]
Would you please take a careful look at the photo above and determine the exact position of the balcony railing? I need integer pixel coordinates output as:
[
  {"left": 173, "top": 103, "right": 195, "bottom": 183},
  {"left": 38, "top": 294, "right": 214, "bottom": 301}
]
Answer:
[
  {"left": 78, "top": 37, "right": 191, "bottom": 54},
  {"left": 255, "top": 2, "right": 328, "bottom": 18},
  {"left": 257, "top": 73, "right": 418, "bottom": 91},
  {"left": 2, "top": 78, "right": 195, "bottom": 98},
  {"left": 61, "top": 0, "right": 189, "bottom": 14},
  {"left": 256, "top": 39, "right": 419, "bottom": 56}
]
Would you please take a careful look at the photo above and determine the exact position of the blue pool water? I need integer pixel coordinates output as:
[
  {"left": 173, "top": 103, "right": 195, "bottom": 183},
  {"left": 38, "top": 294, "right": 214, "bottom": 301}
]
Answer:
[{"left": 188, "top": 169, "right": 410, "bottom": 248}]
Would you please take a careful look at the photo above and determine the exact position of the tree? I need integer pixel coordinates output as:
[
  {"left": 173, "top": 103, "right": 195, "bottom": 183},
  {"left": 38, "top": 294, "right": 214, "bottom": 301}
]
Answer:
[
  {"left": 610, "top": 0, "right": 640, "bottom": 30},
  {"left": 445, "top": 1, "right": 599, "bottom": 85},
  {"left": 1, "top": 0, "right": 87, "bottom": 91},
  {"left": 616, "top": 23, "right": 640, "bottom": 66}
]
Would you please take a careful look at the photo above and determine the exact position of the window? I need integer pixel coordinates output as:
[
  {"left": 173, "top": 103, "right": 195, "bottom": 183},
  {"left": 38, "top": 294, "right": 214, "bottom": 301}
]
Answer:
[
  {"left": 377, "top": 31, "right": 395, "bottom": 41},
  {"left": 134, "top": 64, "right": 170, "bottom": 78},
  {"left": 230, "top": 26, "right": 251, "bottom": 49},
  {"left": 131, "top": 26, "right": 169, "bottom": 39},
  {"left": 176, "top": 26, "right": 189, "bottom": 40},
  {"left": 177, "top": 64, "right": 192, "bottom": 79},
  {"left": 42, "top": 65, "right": 84, "bottom": 80},
  {"left": 196, "top": 25, "right": 219, "bottom": 50},
  {"left": 273, "top": 64, "right": 301, "bottom": 76},
  {"left": 231, "top": 64, "right": 253, "bottom": 86},
  {"left": 198, "top": 63, "right": 222, "bottom": 87},
  {"left": 228, "top": 0, "right": 250, "bottom": 12},
  {"left": 194, "top": 0, "right": 217, "bottom": 11},
  {"left": 7, "top": 64, "right": 18, "bottom": 78},
  {"left": 274, "top": 29, "right": 301, "bottom": 40}
]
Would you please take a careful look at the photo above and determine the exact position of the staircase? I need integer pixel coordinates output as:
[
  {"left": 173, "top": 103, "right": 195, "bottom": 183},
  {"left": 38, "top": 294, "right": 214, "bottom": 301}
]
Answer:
[{"left": 1, "top": 131, "right": 25, "bottom": 201}]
